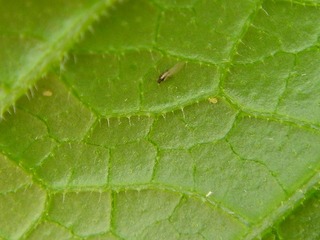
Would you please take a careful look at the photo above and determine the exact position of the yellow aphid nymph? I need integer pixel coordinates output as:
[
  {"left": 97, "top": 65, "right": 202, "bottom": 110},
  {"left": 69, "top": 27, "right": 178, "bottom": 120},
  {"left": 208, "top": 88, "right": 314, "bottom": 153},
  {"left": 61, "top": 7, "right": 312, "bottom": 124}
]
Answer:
[{"left": 208, "top": 97, "right": 218, "bottom": 104}]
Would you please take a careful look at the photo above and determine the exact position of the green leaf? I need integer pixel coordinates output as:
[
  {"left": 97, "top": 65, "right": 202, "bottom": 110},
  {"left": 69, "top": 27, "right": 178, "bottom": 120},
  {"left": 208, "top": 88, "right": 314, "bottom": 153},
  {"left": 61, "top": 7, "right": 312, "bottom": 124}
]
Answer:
[
  {"left": 1, "top": 0, "right": 320, "bottom": 239},
  {"left": 0, "top": 0, "right": 116, "bottom": 116}
]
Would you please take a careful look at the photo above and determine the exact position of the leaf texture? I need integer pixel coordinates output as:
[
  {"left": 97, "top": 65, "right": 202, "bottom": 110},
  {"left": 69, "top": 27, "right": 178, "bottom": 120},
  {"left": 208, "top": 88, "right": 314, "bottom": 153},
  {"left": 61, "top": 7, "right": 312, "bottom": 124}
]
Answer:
[{"left": 0, "top": 0, "right": 320, "bottom": 239}]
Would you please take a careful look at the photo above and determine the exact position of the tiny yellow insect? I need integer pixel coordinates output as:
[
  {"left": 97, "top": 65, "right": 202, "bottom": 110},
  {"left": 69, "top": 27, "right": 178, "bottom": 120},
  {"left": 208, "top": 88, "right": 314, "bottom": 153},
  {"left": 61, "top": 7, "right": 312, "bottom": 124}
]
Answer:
[
  {"left": 208, "top": 97, "right": 218, "bottom": 104},
  {"left": 43, "top": 90, "right": 53, "bottom": 97},
  {"left": 157, "top": 62, "right": 185, "bottom": 83}
]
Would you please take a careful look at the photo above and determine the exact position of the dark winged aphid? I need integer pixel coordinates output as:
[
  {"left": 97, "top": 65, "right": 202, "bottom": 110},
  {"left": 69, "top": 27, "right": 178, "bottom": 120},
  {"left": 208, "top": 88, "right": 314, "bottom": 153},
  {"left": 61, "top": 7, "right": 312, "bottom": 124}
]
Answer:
[{"left": 157, "top": 62, "right": 185, "bottom": 83}]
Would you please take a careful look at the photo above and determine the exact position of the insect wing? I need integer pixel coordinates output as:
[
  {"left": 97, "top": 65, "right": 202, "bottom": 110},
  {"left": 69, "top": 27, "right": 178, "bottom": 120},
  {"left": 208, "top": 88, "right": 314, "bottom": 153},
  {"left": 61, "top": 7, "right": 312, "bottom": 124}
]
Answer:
[
  {"left": 166, "top": 62, "right": 185, "bottom": 77},
  {"left": 157, "top": 62, "right": 185, "bottom": 83}
]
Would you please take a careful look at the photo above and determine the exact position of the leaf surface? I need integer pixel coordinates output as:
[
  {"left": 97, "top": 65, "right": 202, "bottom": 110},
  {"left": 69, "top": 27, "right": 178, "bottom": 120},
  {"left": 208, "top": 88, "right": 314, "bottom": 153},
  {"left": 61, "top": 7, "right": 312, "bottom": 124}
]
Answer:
[{"left": 0, "top": 0, "right": 320, "bottom": 239}]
